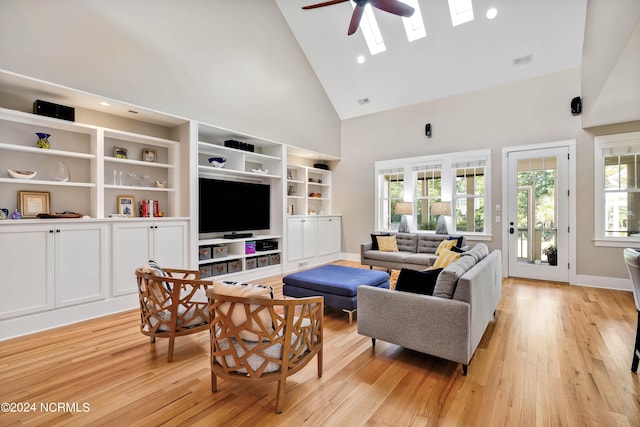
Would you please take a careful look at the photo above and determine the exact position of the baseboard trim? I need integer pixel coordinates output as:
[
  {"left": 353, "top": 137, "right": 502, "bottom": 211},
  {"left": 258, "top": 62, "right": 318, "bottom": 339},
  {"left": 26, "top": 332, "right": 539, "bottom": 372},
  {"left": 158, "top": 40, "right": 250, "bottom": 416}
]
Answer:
[
  {"left": 571, "top": 274, "right": 632, "bottom": 291},
  {"left": 0, "top": 295, "right": 138, "bottom": 341}
]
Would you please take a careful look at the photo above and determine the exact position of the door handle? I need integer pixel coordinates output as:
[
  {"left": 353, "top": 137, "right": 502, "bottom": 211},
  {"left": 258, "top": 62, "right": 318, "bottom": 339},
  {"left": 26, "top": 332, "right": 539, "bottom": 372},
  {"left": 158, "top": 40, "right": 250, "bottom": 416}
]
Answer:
[{"left": 509, "top": 227, "right": 515, "bottom": 234}]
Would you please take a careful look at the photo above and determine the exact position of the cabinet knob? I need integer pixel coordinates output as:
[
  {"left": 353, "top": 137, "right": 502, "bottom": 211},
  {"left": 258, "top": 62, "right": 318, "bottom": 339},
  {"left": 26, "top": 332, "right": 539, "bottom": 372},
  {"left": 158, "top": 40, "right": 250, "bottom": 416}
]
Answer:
[
  {"left": 49, "top": 229, "right": 54, "bottom": 233},
  {"left": 56, "top": 229, "right": 61, "bottom": 233}
]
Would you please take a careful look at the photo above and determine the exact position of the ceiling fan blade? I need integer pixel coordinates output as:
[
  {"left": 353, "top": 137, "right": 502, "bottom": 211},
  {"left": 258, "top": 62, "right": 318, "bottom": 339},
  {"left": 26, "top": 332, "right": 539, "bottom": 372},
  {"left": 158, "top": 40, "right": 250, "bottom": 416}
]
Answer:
[
  {"left": 348, "top": 4, "right": 365, "bottom": 35},
  {"left": 302, "top": 0, "right": 350, "bottom": 10},
  {"left": 370, "top": 0, "right": 415, "bottom": 17}
]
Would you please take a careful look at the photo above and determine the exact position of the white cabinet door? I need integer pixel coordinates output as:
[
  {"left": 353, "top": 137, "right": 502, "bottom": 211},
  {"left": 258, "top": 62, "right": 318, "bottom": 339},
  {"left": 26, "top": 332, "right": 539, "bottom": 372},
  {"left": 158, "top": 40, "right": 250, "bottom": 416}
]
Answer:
[
  {"left": 287, "top": 217, "right": 318, "bottom": 261},
  {"left": 112, "top": 222, "right": 154, "bottom": 296},
  {"left": 152, "top": 221, "right": 188, "bottom": 268},
  {"left": 55, "top": 223, "right": 107, "bottom": 307},
  {"left": 287, "top": 218, "right": 305, "bottom": 262},
  {"left": 0, "top": 225, "right": 54, "bottom": 319},
  {"left": 317, "top": 216, "right": 341, "bottom": 256},
  {"left": 112, "top": 220, "right": 188, "bottom": 296},
  {"left": 303, "top": 218, "right": 317, "bottom": 258}
]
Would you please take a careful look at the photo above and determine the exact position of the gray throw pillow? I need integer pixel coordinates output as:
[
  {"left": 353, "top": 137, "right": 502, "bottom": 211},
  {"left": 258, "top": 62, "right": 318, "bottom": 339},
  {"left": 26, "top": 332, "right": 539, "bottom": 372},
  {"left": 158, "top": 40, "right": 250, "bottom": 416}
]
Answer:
[
  {"left": 433, "top": 256, "right": 476, "bottom": 298},
  {"left": 461, "top": 243, "right": 489, "bottom": 263}
]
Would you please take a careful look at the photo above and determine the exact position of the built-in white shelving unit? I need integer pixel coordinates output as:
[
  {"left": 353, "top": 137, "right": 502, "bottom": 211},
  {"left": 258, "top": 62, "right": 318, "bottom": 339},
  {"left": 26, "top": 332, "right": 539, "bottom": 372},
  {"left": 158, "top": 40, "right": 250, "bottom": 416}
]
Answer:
[
  {"left": 193, "top": 122, "right": 284, "bottom": 280},
  {"left": 286, "top": 164, "right": 332, "bottom": 216}
]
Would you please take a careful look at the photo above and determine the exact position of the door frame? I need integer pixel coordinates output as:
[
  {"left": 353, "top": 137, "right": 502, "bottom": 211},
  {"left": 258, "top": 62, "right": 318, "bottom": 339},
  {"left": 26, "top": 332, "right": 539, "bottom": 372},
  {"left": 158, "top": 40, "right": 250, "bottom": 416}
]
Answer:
[{"left": 501, "top": 140, "right": 577, "bottom": 283}]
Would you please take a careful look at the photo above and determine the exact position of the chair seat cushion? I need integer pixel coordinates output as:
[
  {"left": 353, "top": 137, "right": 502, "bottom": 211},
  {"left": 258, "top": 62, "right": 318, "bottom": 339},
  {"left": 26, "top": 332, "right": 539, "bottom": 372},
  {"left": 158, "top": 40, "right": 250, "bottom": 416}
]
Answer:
[
  {"left": 149, "top": 287, "right": 209, "bottom": 332},
  {"left": 214, "top": 318, "right": 310, "bottom": 375}
]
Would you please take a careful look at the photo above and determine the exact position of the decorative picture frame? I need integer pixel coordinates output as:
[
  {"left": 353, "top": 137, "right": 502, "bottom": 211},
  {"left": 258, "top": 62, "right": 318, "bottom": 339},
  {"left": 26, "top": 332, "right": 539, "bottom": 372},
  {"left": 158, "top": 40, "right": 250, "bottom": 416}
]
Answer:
[
  {"left": 117, "top": 195, "right": 135, "bottom": 217},
  {"left": 142, "top": 149, "right": 157, "bottom": 162},
  {"left": 114, "top": 146, "right": 128, "bottom": 159},
  {"left": 18, "top": 191, "right": 50, "bottom": 218}
]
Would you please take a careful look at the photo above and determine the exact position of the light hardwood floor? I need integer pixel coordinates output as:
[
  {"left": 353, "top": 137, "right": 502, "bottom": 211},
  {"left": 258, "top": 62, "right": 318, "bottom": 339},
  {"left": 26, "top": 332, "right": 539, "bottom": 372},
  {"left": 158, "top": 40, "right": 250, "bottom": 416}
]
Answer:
[{"left": 1, "top": 261, "right": 639, "bottom": 426}]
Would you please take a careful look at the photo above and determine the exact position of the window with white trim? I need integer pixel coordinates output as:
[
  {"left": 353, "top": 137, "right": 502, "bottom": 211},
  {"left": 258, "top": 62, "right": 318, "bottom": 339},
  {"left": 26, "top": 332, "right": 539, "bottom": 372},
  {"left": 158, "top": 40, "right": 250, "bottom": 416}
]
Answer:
[
  {"left": 595, "top": 132, "right": 640, "bottom": 241},
  {"left": 375, "top": 150, "right": 491, "bottom": 234},
  {"left": 414, "top": 164, "right": 442, "bottom": 231},
  {"left": 377, "top": 168, "right": 405, "bottom": 230},
  {"left": 453, "top": 160, "right": 486, "bottom": 232}
]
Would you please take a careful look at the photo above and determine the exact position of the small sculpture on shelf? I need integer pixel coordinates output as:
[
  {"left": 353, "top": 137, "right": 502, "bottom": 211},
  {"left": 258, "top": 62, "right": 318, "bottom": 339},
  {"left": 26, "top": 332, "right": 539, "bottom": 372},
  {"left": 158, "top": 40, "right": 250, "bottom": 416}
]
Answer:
[
  {"left": 54, "top": 162, "right": 70, "bottom": 182},
  {"left": 35, "top": 132, "right": 51, "bottom": 149}
]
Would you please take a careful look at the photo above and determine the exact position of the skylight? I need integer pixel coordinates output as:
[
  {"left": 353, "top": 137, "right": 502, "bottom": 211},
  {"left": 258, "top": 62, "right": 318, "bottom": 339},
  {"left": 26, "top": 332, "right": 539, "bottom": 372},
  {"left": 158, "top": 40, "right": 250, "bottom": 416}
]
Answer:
[
  {"left": 351, "top": 2, "right": 386, "bottom": 55},
  {"left": 448, "top": 0, "right": 474, "bottom": 27},
  {"left": 400, "top": 0, "right": 426, "bottom": 42}
]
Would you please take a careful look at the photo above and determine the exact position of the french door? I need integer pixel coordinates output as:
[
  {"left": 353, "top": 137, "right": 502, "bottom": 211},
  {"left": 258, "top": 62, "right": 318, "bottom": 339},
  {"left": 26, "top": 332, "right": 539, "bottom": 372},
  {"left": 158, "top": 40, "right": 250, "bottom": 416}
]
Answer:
[{"left": 505, "top": 146, "right": 569, "bottom": 282}]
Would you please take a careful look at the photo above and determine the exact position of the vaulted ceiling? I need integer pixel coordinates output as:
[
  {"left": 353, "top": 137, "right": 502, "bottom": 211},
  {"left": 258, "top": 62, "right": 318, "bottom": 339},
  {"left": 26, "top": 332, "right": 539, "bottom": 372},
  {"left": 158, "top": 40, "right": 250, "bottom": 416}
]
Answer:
[{"left": 276, "top": 0, "right": 588, "bottom": 120}]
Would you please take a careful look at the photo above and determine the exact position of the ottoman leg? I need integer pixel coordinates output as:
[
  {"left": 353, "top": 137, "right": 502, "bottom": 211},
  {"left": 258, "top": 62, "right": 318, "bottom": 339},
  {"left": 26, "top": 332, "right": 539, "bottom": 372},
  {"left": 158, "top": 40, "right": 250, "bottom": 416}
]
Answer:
[{"left": 342, "top": 308, "right": 356, "bottom": 324}]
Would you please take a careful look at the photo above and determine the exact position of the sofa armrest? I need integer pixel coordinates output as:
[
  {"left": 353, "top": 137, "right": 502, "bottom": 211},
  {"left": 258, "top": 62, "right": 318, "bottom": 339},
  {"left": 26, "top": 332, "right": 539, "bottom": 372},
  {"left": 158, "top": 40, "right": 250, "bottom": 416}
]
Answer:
[
  {"left": 361, "top": 241, "right": 373, "bottom": 264},
  {"left": 357, "top": 286, "right": 471, "bottom": 365}
]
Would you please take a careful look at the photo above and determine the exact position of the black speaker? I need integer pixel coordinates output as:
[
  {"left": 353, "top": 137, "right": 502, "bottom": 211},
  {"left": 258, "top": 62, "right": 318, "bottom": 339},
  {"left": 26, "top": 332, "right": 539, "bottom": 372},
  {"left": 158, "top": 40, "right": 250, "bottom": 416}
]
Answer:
[
  {"left": 570, "top": 96, "right": 582, "bottom": 115},
  {"left": 425, "top": 123, "right": 432, "bottom": 137},
  {"left": 33, "top": 99, "right": 75, "bottom": 121}
]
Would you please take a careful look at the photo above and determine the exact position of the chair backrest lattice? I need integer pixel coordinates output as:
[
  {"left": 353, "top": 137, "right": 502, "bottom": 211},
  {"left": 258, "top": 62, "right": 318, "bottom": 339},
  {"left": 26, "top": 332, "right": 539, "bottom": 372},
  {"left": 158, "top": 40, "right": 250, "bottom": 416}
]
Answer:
[
  {"left": 207, "top": 290, "right": 323, "bottom": 413},
  {"left": 135, "top": 268, "right": 212, "bottom": 362}
]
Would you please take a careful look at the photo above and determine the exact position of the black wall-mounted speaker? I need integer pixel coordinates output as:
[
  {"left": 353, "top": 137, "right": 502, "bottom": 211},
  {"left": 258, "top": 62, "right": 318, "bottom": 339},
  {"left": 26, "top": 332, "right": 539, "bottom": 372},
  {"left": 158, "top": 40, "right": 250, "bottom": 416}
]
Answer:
[
  {"left": 425, "top": 123, "right": 432, "bottom": 137},
  {"left": 33, "top": 99, "right": 75, "bottom": 121},
  {"left": 570, "top": 96, "right": 582, "bottom": 115}
]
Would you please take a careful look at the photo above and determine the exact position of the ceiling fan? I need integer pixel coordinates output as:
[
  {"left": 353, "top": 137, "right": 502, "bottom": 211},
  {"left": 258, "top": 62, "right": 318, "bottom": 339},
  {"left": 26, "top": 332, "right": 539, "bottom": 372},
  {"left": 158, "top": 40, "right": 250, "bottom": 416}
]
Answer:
[{"left": 302, "top": 0, "right": 415, "bottom": 36}]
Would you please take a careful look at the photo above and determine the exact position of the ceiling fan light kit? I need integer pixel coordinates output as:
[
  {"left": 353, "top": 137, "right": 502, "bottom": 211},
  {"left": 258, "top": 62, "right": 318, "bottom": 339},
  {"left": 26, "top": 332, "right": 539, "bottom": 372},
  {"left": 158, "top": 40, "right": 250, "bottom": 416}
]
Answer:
[{"left": 302, "top": 0, "right": 415, "bottom": 35}]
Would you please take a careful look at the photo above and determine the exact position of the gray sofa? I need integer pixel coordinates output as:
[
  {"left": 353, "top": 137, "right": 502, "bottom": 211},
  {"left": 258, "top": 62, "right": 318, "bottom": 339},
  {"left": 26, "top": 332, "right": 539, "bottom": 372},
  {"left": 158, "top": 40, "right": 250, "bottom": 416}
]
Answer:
[
  {"left": 361, "top": 232, "right": 466, "bottom": 270},
  {"left": 357, "top": 245, "right": 502, "bottom": 375}
]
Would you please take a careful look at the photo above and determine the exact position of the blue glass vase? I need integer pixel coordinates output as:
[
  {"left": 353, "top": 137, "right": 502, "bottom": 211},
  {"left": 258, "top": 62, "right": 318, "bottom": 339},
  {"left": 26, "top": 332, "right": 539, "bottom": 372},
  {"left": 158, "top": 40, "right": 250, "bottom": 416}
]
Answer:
[{"left": 36, "top": 132, "right": 51, "bottom": 149}]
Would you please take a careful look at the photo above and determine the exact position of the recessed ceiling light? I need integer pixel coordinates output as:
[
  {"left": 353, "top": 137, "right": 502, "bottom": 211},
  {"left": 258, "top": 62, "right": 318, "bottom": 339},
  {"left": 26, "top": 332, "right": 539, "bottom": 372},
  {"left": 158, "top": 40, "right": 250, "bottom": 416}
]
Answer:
[
  {"left": 357, "top": 55, "right": 366, "bottom": 64},
  {"left": 99, "top": 101, "right": 110, "bottom": 106},
  {"left": 486, "top": 8, "right": 498, "bottom": 19}
]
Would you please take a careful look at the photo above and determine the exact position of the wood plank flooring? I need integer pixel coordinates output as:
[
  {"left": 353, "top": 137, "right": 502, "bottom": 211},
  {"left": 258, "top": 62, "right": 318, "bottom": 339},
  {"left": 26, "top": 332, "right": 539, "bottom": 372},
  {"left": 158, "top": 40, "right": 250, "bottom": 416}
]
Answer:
[{"left": 1, "top": 261, "right": 639, "bottom": 426}]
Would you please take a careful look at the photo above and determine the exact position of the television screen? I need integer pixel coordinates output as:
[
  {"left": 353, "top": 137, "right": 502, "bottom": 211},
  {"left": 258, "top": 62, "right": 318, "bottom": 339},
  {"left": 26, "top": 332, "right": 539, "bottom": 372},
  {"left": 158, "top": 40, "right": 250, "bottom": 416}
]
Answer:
[{"left": 199, "top": 178, "right": 270, "bottom": 234}]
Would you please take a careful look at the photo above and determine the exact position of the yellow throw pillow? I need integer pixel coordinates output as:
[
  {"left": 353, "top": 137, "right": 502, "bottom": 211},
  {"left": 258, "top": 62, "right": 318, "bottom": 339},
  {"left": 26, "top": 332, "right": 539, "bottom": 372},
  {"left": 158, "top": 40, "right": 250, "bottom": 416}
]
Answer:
[
  {"left": 435, "top": 239, "right": 457, "bottom": 256},
  {"left": 389, "top": 269, "right": 400, "bottom": 290},
  {"left": 432, "top": 249, "right": 461, "bottom": 269},
  {"left": 377, "top": 235, "right": 399, "bottom": 252}
]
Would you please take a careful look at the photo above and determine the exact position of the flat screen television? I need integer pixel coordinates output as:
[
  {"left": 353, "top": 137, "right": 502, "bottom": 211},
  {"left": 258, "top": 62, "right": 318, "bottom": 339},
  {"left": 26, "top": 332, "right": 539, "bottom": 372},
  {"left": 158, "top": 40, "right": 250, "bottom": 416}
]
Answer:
[{"left": 199, "top": 177, "right": 270, "bottom": 234}]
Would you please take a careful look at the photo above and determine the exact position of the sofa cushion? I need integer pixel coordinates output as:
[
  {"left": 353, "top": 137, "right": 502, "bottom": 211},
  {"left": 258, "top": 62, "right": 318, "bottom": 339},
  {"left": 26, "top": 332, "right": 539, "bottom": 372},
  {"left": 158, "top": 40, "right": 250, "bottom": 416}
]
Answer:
[
  {"left": 404, "top": 252, "right": 438, "bottom": 267},
  {"left": 435, "top": 239, "right": 457, "bottom": 255},
  {"left": 364, "top": 250, "right": 410, "bottom": 263},
  {"left": 433, "top": 255, "right": 477, "bottom": 298},
  {"left": 395, "top": 268, "right": 443, "bottom": 295},
  {"left": 371, "top": 233, "right": 391, "bottom": 250},
  {"left": 416, "top": 234, "right": 464, "bottom": 254},
  {"left": 395, "top": 233, "right": 418, "bottom": 252},
  {"left": 461, "top": 243, "right": 489, "bottom": 263},
  {"left": 377, "top": 235, "right": 399, "bottom": 252},
  {"left": 432, "top": 249, "right": 461, "bottom": 269}
]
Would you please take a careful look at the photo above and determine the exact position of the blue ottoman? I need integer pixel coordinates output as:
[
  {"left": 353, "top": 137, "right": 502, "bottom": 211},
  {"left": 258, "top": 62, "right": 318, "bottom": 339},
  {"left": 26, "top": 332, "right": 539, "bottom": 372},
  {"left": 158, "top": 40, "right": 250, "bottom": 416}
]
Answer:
[{"left": 283, "top": 265, "right": 389, "bottom": 323}]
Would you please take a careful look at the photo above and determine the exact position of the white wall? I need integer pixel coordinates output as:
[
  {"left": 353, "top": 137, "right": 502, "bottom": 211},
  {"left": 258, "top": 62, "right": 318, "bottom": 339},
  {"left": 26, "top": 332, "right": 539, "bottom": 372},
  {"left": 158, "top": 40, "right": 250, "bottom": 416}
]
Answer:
[
  {"left": 0, "top": 0, "right": 341, "bottom": 157},
  {"left": 581, "top": 0, "right": 640, "bottom": 127},
  {"left": 337, "top": 66, "right": 640, "bottom": 280}
]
